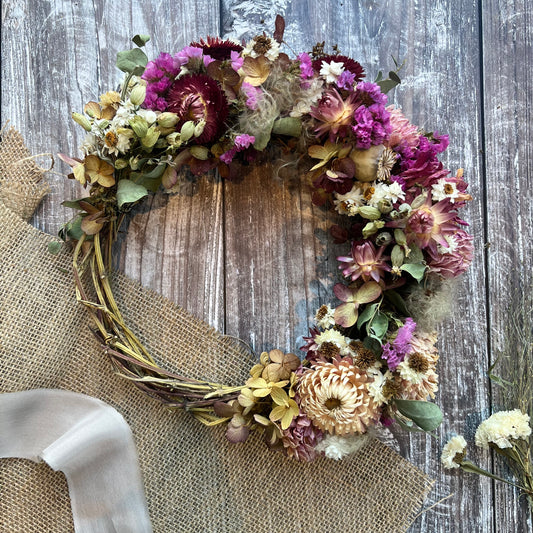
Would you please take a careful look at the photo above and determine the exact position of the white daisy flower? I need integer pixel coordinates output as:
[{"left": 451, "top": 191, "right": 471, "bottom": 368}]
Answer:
[{"left": 432, "top": 178, "right": 460, "bottom": 203}]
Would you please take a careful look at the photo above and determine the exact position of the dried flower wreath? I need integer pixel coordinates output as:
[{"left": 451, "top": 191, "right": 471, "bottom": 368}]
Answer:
[{"left": 59, "top": 17, "right": 473, "bottom": 462}]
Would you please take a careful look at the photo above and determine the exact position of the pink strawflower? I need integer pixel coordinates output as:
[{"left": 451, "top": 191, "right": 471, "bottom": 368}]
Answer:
[
  {"left": 337, "top": 241, "right": 391, "bottom": 282},
  {"left": 281, "top": 413, "right": 324, "bottom": 462},
  {"left": 385, "top": 106, "right": 420, "bottom": 152},
  {"left": 403, "top": 196, "right": 458, "bottom": 251},
  {"left": 426, "top": 229, "right": 474, "bottom": 278},
  {"left": 310, "top": 88, "right": 359, "bottom": 140}
]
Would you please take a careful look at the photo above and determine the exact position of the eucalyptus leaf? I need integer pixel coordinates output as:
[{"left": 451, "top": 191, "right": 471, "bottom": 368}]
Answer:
[
  {"left": 376, "top": 78, "right": 400, "bottom": 94},
  {"left": 384, "top": 290, "right": 410, "bottom": 317},
  {"left": 389, "top": 70, "right": 401, "bottom": 84},
  {"left": 59, "top": 215, "right": 84, "bottom": 241},
  {"left": 394, "top": 399, "right": 443, "bottom": 432},
  {"left": 116, "top": 179, "right": 148, "bottom": 208},
  {"left": 116, "top": 48, "right": 148, "bottom": 75},
  {"left": 356, "top": 303, "right": 379, "bottom": 329},
  {"left": 394, "top": 415, "right": 424, "bottom": 433},
  {"left": 363, "top": 336, "right": 382, "bottom": 355},
  {"left": 132, "top": 34, "right": 150, "bottom": 47},
  {"left": 272, "top": 117, "right": 302, "bottom": 137},
  {"left": 368, "top": 311, "right": 389, "bottom": 340},
  {"left": 253, "top": 127, "right": 273, "bottom": 151},
  {"left": 374, "top": 71, "right": 383, "bottom": 83},
  {"left": 406, "top": 244, "right": 424, "bottom": 264},
  {"left": 400, "top": 263, "right": 427, "bottom": 282}
]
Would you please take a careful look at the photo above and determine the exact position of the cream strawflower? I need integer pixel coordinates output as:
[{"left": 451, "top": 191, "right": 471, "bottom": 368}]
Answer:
[
  {"left": 315, "top": 432, "right": 374, "bottom": 460},
  {"left": 441, "top": 435, "right": 467, "bottom": 469},
  {"left": 297, "top": 360, "right": 380, "bottom": 435},
  {"left": 366, "top": 367, "right": 392, "bottom": 404},
  {"left": 475, "top": 410, "right": 532, "bottom": 450},
  {"left": 314, "top": 304, "right": 336, "bottom": 329},
  {"left": 314, "top": 328, "right": 350, "bottom": 355}
]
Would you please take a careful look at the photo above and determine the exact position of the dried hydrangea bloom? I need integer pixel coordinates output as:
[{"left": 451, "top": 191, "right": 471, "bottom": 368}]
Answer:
[
  {"left": 475, "top": 410, "right": 532, "bottom": 450},
  {"left": 297, "top": 359, "right": 380, "bottom": 435},
  {"left": 441, "top": 435, "right": 467, "bottom": 469}
]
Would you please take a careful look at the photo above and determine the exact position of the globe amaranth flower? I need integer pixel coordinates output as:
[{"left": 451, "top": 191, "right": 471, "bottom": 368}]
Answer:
[
  {"left": 403, "top": 195, "right": 458, "bottom": 251},
  {"left": 337, "top": 241, "right": 391, "bottom": 282},
  {"left": 312, "top": 54, "right": 365, "bottom": 83},
  {"left": 426, "top": 229, "right": 474, "bottom": 279},
  {"left": 310, "top": 88, "right": 359, "bottom": 140},
  {"left": 219, "top": 134, "right": 255, "bottom": 164},
  {"left": 297, "top": 359, "right": 380, "bottom": 435},
  {"left": 280, "top": 413, "right": 323, "bottom": 462},
  {"left": 167, "top": 74, "right": 228, "bottom": 144},
  {"left": 189, "top": 36, "right": 243, "bottom": 61}
]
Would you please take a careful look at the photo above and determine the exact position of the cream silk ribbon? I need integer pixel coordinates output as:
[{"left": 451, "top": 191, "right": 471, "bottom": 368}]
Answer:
[{"left": 0, "top": 389, "right": 153, "bottom": 533}]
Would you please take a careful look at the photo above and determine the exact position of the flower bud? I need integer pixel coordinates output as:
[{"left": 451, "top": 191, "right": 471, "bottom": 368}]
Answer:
[
  {"left": 157, "top": 112, "right": 179, "bottom": 128},
  {"left": 362, "top": 220, "right": 385, "bottom": 239},
  {"left": 180, "top": 121, "right": 195, "bottom": 142},
  {"left": 411, "top": 194, "right": 427, "bottom": 209},
  {"left": 377, "top": 199, "right": 393, "bottom": 214},
  {"left": 114, "top": 158, "right": 129, "bottom": 170},
  {"left": 190, "top": 145, "right": 209, "bottom": 160},
  {"left": 129, "top": 85, "right": 146, "bottom": 106},
  {"left": 129, "top": 116, "right": 148, "bottom": 138},
  {"left": 166, "top": 132, "right": 181, "bottom": 146},
  {"left": 375, "top": 231, "right": 393, "bottom": 246},
  {"left": 141, "top": 125, "right": 160, "bottom": 149},
  {"left": 72, "top": 112, "right": 92, "bottom": 132},
  {"left": 391, "top": 245, "right": 405, "bottom": 267},
  {"left": 358, "top": 206, "right": 382, "bottom": 220},
  {"left": 394, "top": 229, "right": 407, "bottom": 246},
  {"left": 194, "top": 120, "right": 206, "bottom": 138}
]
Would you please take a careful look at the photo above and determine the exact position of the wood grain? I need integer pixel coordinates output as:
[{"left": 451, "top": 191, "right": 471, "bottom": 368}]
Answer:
[{"left": 2, "top": 0, "right": 532, "bottom": 530}]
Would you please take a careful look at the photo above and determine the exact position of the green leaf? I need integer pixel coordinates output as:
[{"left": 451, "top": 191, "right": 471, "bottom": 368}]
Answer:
[
  {"left": 363, "top": 336, "right": 382, "bottom": 355},
  {"left": 389, "top": 70, "right": 401, "bottom": 84},
  {"left": 384, "top": 290, "right": 410, "bottom": 317},
  {"left": 132, "top": 34, "right": 150, "bottom": 47},
  {"left": 253, "top": 126, "right": 273, "bottom": 151},
  {"left": 116, "top": 48, "right": 148, "bottom": 75},
  {"left": 47, "top": 241, "right": 62, "bottom": 255},
  {"left": 394, "top": 399, "right": 443, "bottom": 432},
  {"left": 368, "top": 311, "right": 389, "bottom": 340},
  {"left": 61, "top": 200, "right": 83, "bottom": 210},
  {"left": 406, "top": 244, "right": 424, "bottom": 264},
  {"left": 272, "top": 117, "right": 302, "bottom": 137},
  {"left": 376, "top": 78, "right": 400, "bottom": 94},
  {"left": 356, "top": 303, "right": 379, "bottom": 329},
  {"left": 400, "top": 263, "right": 427, "bottom": 282},
  {"left": 394, "top": 415, "right": 424, "bottom": 433},
  {"left": 59, "top": 215, "right": 84, "bottom": 241},
  {"left": 354, "top": 281, "right": 382, "bottom": 304},
  {"left": 374, "top": 71, "right": 383, "bottom": 83},
  {"left": 116, "top": 179, "right": 148, "bottom": 208}
]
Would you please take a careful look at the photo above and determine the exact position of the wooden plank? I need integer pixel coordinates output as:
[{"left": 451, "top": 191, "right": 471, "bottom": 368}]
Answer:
[
  {"left": 481, "top": 1, "right": 533, "bottom": 531},
  {"left": 222, "top": 2, "right": 492, "bottom": 532},
  {"left": 1, "top": 0, "right": 225, "bottom": 326}
]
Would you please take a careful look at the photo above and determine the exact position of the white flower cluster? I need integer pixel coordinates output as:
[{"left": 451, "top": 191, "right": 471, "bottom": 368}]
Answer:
[
  {"left": 475, "top": 409, "right": 531, "bottom": 450},
  {"left": 441, "top": 435, "right": 467, "bottom": 469}
]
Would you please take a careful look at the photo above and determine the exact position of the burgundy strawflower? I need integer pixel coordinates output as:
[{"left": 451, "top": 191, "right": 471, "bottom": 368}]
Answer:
[
  {"left": 167, "top": 74, "right": 228, "bottom": 144},
  {"left": 189, "top": 36, "right": 243, "bottom": 61},
  {"left": 312, "top": 54, "right": 365, "bottom": 82}
]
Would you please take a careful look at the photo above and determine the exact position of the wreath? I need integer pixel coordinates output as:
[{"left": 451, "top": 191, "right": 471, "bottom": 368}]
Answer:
[{"left": 58, "top": 16, "right": 473, "bottom": 462}]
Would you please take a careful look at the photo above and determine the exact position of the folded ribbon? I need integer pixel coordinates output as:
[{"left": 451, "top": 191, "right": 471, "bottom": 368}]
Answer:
[{"left": 0, "top": 389, "right": 153, "bottom": 533}]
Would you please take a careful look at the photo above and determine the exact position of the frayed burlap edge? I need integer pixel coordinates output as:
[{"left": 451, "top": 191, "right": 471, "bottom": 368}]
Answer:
[{"left": 0, "top": 132, "right": 434, "bottom": 533}]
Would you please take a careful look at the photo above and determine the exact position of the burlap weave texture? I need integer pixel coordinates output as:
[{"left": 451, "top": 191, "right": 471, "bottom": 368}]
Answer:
[{"left": 0, "top": 129, "right": 434, "bottom": 533}]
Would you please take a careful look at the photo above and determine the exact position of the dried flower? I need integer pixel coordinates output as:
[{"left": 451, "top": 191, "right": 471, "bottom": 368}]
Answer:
[
  {"left": 280, "top": 413, "right": 323, "bottom": 462},
  {"left": 475, "top": 410, "right": 532, "bottom": 450},
  {"left": 315, "top": 431, "right": 374, "bottom": 460},
  {"left": 441, "top": 435, "right": 467, "bottom": 469},
  {"left": 297, "top": 359, "right": 380, "bottom": 435},
  {"left": 337, "top": 241, "right": 390, "bottom": 283},
  {"left": 261, "top": 349, "right": 300, "bottom": 382}
]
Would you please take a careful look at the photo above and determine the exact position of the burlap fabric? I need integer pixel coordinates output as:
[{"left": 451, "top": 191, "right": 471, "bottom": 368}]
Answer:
[{"left": 0, "top": 128, "right": 434, "bottom": 533}]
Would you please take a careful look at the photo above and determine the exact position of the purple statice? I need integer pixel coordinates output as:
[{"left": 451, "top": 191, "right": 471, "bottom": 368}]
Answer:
[
  {"left": 241, "top": 82, "right": 261, "bottom": 110},
  {"left": 352, "top": 104, "right": 391, "bottom": 149},
  {"left": 230, "top": 50, "right": 244, "bottom": 71},
  {"left": 142, "top": 52, "right": 184, "bottom": 111},
  {"left": 337, "top": 70, "right": 356, "bottom": 91},
  {"left": 220, "top": 134, "right": 256, "bottom": 164},
  {"left": 297, "top": 52, "right": 314, "bottom": 79},
  {"left": 381, "top": 317, "right": 417, "bottom": 370},
  {"left": 355, "top": 81, "right": 388, "bottom": 106}
]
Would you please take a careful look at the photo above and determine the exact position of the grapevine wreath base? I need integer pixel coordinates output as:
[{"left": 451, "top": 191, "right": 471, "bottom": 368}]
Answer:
[{"left": 59, "top": 17, "right": 473, "bottom": 463}]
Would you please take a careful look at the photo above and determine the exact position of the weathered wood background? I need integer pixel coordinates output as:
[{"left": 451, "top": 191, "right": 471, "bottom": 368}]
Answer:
[{"left": 1, "top": 0, "right": 532, "bottom": 531}]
